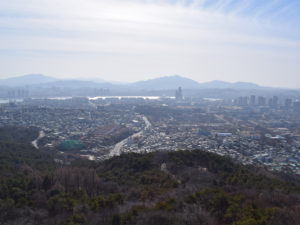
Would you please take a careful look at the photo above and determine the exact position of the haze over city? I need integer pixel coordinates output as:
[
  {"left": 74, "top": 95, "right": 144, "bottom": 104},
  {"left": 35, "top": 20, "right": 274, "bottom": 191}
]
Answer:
[
  {"left": 1, "top": 0, "right": 300, "bottom": 88},
  {"left": 3, "top": 1, "right": 300, "bottom": 225}
]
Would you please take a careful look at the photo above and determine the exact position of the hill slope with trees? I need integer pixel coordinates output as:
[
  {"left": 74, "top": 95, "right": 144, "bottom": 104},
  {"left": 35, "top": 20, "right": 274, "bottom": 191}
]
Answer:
[{"left": 0, "top": 126, "right": 300, "bottom": 225}]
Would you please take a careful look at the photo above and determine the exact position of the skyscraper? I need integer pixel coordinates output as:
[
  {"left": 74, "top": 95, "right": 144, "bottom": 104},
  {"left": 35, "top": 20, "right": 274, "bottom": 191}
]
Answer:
[
  {"left": 175, "top": 87, "right": 183, "bottom": 100},
  {"left": 258, "top": 96, "right": 266, "bottom": 106},
  {"left": 250, "top": 95, "right": 256, "bottom": 105}
]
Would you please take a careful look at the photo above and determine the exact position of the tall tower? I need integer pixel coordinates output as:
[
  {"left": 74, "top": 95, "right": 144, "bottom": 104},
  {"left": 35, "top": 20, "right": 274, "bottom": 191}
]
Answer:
[{"left": 175, "top": 87, "right": 183, "bottom": 100}]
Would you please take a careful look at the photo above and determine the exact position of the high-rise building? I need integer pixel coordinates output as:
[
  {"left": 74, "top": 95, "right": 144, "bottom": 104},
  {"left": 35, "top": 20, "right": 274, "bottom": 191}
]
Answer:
[
  {"left": 250, "top": 95, "right": 256, "bottom": 105},
  {"left": 233, "top": 98, "right": 238, "bottom": 105},
  {"left": 272, "top": 96, "right": 279, "bottom": 107},
  {"left": 258, "top": 96, "right": 266, "bottom": 106},
  {"left": 285, "top": 99, "right": 292, "bottom": 109},
  {"left": 242, "top": 97, "right": 248, "bottom": 106},
  {"left": 294, "top": 101, "right": 300, "bottom": 113},
  {"left": 175, "top": 87, "right": 183, "bottom": 100},
  {"left": 237, "top": 97, "right": 243, "bottom": 105},
  {"left": 268, "top": 98, "right": 273, "bottom": 107},
  {"left": 237, "top": 96, "right": 248, "bottom": 106}
]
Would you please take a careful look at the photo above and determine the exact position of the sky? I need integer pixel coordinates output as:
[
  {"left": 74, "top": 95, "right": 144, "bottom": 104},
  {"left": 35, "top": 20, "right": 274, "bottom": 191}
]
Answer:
[{"left": 1, "top": 0, "right": 300, "bottom": 88}]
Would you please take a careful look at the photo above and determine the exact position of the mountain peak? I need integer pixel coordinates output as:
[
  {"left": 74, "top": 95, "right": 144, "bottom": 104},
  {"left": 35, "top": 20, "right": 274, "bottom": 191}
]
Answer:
[{"left": 130, "top": 75, "right": 201, "bottom": 90}]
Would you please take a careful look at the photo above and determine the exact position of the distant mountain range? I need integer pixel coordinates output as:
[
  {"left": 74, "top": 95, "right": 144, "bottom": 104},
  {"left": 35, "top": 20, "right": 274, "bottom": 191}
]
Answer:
[
  {"left": 0, "top": 74, "right": 270, "bottom": 90},
  {"left": 0, "top": 74, "right": 57, "bottom": 86},
  {"left": 199, "top": 80, "right": 262, "bottom": 89}
]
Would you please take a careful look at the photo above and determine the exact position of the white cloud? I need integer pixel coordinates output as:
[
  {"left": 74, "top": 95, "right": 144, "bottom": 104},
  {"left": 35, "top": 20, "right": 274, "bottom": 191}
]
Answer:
[{"left": 0, "top": 0, "right": 300, "bottom": 87}]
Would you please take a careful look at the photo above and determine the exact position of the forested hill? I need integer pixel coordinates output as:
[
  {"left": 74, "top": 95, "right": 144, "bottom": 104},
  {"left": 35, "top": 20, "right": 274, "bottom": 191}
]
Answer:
[{"left": 0, "top": 127, "right": 300, "bottom": 225}]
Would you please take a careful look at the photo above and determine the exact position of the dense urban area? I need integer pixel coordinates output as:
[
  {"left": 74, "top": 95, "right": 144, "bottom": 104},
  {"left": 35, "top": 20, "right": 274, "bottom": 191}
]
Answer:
[{"left": 1, "top": 88, "right": 300, "bottom": 175}]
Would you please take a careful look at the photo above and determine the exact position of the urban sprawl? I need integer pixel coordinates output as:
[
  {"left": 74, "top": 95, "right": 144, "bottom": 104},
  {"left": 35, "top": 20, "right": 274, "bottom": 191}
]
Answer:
[{"left": 1, "top": 88, "right": 300, "bottom": 175}]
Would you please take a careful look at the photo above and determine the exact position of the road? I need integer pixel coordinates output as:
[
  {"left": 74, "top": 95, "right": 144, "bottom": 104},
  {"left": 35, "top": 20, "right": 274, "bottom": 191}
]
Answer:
[
  {"left": 32, "top": 130, "right": 45, "bottom": 149},
  {"left": 214, "top": 113, "right": 234, "bottom": 125},
  {"left": 109, "top": 115, "right": 151, "bottom": 157}
]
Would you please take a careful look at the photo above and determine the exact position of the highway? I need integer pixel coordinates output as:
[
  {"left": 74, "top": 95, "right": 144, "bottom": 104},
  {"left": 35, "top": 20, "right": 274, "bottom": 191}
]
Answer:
[{"left": 109, "top": 115, "right": 151, "bottom": 157}]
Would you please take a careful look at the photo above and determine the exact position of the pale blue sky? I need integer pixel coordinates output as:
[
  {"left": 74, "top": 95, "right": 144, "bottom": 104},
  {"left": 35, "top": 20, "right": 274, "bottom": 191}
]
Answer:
[{"left": 1, "top": 0, "right": 300, "bottom": 88}]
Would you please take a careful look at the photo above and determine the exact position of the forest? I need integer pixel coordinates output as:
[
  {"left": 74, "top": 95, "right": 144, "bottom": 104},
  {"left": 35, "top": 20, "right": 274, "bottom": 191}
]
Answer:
[{"left": 0, "top": 126, "right": 300, "bottom": 225}]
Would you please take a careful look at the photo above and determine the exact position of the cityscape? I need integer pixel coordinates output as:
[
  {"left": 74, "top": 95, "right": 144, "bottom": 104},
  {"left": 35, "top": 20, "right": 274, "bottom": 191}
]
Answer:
[
  {"left": 1, "top": 87, "right": 300, "bottom": 175},
  {"left": 2, "top": 0, "right": 300, "bottom": 224}
]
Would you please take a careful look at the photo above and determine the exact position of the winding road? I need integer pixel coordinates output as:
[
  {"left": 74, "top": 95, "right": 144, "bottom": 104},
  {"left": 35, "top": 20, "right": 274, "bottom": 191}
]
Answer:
[
  {"left": 109, "top": 115, "right": 151, "bottom": 157},
  {"left": 32, "top": 130, "right": 45, "bottom": 149}
]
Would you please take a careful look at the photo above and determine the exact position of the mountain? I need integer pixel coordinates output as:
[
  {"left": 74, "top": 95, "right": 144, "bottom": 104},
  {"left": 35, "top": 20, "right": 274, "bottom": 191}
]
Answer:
[
  {"left": 129, "top": 75, "right": 201, "bottom": 90},
  {"left": 232, "top": 81, "right": 264, "bottom": 89},
  {"left": 200, "top": 80, "right": 232, "bottom": 89},
  {"left": 81, "top": 77, "right": 108, "bottom": 83},
  {"left": 0, "top": 73, "right": 267, "bottom": 91},
  {"left": 0, "top": 74, "right": 113, "bottom": 89},
  {"left": 127, "top": 75, "right": 263, "bottom": 90},
  {"left": 0, "top": 74, "right": 57, "bottom": 86},
  {"left": 200, "top": 80, "right": 262, "bottom": 89},
  {"left": 39, "top": 79, "right": 112, "bottom": 88}
]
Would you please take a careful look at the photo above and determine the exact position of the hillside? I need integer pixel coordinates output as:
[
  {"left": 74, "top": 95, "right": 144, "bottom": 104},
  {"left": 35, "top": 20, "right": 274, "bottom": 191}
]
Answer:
[
  {"left": 0, "top": 126, "right": 300, "bottom": 225},
  {"left": 0, "top": 74, "right": 57, "bottom": 86},
  {"left": 200, "top": 80, "right": 262, "bottom": 89},
  {"left": 129, "top": 75, "right": 201, "bottom": 90},
  {"left": 39, "top": 80, "right": 112, "bottom": 88}
]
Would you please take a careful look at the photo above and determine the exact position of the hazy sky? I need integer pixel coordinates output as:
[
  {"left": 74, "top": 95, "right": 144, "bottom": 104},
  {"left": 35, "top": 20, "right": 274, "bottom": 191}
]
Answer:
[{"left": 1, "top": 0, "right": 300, "bottom": 88}]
